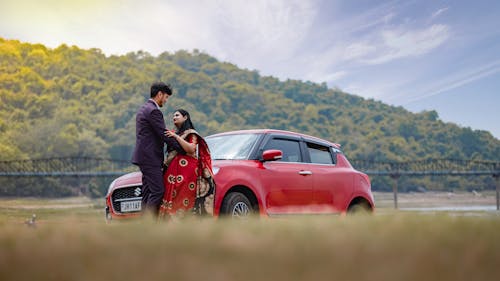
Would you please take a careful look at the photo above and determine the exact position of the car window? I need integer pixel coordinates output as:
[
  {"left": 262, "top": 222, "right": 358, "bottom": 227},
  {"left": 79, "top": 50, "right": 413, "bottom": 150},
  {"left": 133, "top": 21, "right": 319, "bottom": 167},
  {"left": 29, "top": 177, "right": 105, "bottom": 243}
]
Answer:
[
  {"left": 307, "top": 142, "right": 334, "bottom": 165},
  {"left": 206, "top": 133, "right": 260, "bottom": 160},
  {"left": 263, "top": 138, "right": 302, "bottom": 163}
]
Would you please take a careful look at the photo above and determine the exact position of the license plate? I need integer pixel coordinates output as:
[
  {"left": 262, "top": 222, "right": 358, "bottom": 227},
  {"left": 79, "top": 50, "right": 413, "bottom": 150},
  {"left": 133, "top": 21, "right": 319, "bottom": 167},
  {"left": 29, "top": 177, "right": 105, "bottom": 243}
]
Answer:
[{"left": 121, "top": 200, "right": 141, "bottom": 212}]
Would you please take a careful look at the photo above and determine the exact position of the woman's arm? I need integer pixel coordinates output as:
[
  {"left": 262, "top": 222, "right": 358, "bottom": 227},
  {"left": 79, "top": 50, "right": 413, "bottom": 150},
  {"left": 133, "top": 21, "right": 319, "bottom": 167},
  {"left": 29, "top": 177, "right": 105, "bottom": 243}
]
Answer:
[{"left": 166, "top": 131, "right": 196, "bottom": 154}]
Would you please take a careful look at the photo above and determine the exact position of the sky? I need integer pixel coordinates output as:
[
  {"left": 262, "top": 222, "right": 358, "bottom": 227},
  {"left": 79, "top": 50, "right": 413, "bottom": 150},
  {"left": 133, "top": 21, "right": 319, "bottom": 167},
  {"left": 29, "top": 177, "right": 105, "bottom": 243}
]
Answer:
[{"left": 1, "top": 0, "right": 499, "bottom": 139}]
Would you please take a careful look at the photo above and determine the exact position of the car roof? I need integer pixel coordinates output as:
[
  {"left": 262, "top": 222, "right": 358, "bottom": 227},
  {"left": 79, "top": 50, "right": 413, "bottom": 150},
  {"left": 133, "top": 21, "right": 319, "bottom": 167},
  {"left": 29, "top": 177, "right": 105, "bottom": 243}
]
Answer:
[{"left": 206, "top": 129, "right": 341, "bottom": 149}]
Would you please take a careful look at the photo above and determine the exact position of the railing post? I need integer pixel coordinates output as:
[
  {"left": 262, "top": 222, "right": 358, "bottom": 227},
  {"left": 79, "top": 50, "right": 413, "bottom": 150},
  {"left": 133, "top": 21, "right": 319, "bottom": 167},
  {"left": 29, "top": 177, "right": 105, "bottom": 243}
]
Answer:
[
  {"left": 495, "top": 174, "right": 499, "bottom": 211},
  {"left": 390, "top": 173, "right": 400, "bottom": 209}
]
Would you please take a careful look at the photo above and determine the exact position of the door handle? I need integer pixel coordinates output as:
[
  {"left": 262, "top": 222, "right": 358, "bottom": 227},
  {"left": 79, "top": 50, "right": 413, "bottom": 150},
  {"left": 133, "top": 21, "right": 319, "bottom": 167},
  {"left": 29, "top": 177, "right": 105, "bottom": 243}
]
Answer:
[{"left": 298, "top": 170, "right": 312, "bottom": 175}]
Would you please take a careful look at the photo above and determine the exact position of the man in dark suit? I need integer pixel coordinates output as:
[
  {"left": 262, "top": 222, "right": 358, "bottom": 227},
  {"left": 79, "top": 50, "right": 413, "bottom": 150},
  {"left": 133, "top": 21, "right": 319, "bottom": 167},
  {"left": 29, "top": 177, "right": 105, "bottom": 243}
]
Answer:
[{"left": 132, "top": 82, "right": 177, "bottom": 216}]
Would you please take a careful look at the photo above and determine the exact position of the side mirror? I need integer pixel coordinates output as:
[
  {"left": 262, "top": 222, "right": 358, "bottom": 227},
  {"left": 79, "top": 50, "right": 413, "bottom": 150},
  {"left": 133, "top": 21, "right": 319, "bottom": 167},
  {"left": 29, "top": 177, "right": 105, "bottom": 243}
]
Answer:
[{"left": 262, "top": 149, "right": 283, "bottom": 162}]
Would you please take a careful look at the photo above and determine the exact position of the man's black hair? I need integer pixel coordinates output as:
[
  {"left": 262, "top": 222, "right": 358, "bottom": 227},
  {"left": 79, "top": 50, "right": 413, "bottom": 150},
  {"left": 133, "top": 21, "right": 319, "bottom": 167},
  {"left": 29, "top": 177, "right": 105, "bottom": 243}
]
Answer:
[{"left": 150, "top": 82, "right": 172, "bottom": 98}]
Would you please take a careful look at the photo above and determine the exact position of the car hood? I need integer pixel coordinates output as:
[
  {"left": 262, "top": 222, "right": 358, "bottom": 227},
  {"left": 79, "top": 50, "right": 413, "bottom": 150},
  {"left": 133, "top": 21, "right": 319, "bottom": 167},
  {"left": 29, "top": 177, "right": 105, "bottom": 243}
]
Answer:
[{"left": 113, "top": 171, "right": 142, "bottom": 187}]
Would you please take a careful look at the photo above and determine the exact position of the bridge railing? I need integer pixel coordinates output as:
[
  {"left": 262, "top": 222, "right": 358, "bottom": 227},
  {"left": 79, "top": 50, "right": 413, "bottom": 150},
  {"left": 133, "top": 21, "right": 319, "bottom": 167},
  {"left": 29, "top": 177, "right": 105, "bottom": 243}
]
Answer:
[
  {"left": 350, "top": 158, "right": 500, "bottom": 176},
  {"left": 0, "top": 157, "right": 135, "bottom": 177},
  {"left": 1, "top": 157, "right": 499, "bottom": 209},
  {"left": 351, "top": 158, "right": 500, "bottom": 210}
]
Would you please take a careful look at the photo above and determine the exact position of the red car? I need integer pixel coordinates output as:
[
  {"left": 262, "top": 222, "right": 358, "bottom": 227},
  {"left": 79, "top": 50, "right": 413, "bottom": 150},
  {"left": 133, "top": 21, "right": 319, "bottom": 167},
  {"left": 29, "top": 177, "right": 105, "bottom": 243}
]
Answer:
[{"left": 105, "top": 129, "right": 374, "bottom": 220}]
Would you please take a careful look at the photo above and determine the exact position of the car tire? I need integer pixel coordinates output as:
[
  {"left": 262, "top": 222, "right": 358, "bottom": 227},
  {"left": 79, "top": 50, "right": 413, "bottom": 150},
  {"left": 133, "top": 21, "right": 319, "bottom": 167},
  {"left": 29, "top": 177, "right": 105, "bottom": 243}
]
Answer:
[
  {"left": 347, "top": 202, "right": 371, "bottom": 215},
  {"left": 220, "top": 192, "right": 253, "bottom": 218}
]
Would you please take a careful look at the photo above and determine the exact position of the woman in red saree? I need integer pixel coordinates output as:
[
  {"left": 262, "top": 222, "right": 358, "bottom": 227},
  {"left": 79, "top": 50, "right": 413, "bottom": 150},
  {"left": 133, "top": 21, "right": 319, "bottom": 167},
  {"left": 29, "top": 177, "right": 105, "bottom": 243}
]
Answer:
[{"left": 158, "top": 109, "right": 215, "bottom": 219}]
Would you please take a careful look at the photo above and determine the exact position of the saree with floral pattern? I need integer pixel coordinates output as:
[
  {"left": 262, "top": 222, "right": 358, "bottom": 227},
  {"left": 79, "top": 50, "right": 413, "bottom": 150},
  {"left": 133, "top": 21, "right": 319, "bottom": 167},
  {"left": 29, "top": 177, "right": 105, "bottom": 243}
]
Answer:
[{"left": 159, "top": 129, "right": 215, "bottom": 219}]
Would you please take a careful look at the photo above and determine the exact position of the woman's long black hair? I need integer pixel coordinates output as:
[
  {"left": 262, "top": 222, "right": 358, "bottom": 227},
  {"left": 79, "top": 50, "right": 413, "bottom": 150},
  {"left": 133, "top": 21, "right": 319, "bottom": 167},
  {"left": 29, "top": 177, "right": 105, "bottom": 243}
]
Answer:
[{"left": 175, "top": 109, "right": 195, "bottom": 134}]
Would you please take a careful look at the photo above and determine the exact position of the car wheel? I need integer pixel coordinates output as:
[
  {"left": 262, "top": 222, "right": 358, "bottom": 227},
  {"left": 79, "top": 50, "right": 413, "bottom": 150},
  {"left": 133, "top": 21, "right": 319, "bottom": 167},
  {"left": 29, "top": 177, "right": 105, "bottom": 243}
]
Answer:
[
  {"left": 347, "top": 202, "right": 371, "bottom": 215},
  {"left": 221, "top": 192, "right": 253, "bottom": 218}
]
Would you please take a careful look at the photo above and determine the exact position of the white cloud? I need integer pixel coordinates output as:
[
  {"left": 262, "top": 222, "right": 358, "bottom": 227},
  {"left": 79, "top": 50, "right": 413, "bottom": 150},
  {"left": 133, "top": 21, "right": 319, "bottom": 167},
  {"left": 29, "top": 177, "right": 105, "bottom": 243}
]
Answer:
[
  {"left": 290, "top": 1, "right": 451, "bottom": 88},
  {"left": 431, "top": 7, "right": 449, "bottom": 19},
  {"left": 308, "top": 70, "right": 348, "bottom": 84},
  {"left": 342, "top": 73, "right": 416, "bottom": 102},
  {"left": 0, "top": 0, "right": 318, "bottom": 62},
  {"left": 403, "top": 59, "right": 500, "bottom": 104},
  {"left": 208, "top": 0, "right": 318, "bottom": 69},
  {"left": 343, "top": 42, "right": 377, "bottom": 61},
  {"left": 362, "top": 24, "right": 450, "bottom": 64}
]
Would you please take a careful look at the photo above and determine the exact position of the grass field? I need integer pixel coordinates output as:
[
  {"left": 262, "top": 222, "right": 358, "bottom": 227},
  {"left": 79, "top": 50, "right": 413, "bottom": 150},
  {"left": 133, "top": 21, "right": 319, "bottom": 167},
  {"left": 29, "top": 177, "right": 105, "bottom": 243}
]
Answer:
[{"left": 1, "top": 193, "right": 499, "bottom": 281}]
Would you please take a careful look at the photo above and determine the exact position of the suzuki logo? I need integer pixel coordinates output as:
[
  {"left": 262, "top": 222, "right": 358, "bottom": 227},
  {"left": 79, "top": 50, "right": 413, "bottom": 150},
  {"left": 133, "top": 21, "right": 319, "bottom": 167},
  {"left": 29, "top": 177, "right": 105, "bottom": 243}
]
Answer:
[{"left": 134, "top": 187, "right": 141, "bottom": 197}]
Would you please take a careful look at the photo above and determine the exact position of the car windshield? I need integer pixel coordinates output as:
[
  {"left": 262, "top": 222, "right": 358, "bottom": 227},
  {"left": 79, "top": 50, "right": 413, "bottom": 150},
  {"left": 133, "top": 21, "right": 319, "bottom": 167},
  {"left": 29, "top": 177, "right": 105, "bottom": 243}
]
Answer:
[{"left": 206, "top": 133, "right": 260, "bottom": 160}]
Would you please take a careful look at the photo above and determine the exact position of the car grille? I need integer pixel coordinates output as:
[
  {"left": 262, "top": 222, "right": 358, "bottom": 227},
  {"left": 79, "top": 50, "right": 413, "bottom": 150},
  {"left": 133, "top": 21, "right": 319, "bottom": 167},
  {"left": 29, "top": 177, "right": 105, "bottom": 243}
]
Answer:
[{"left": 111, "top": 185, "right": 142, "bottom": 213}]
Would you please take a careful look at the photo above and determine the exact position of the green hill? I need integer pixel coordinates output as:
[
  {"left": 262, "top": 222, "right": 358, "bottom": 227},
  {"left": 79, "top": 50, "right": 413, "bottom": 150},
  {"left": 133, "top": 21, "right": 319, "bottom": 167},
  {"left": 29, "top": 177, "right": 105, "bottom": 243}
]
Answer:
[{"left": 1, "top": 38, "right": 499, "bottom": 196}]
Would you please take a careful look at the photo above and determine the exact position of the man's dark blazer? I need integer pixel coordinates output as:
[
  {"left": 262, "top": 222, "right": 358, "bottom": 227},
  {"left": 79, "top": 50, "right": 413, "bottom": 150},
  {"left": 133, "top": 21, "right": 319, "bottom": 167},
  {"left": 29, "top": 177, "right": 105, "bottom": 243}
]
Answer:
[{"left": 131, "top": 100, "right": 175, "bottom": 167}]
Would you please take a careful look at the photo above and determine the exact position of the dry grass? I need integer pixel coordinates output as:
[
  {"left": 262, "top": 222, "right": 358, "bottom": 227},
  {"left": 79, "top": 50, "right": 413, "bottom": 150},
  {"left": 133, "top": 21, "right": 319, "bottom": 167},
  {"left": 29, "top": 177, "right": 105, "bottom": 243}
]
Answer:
[{"left": 1, "top": 194, "right": 500, "bottom": 281}]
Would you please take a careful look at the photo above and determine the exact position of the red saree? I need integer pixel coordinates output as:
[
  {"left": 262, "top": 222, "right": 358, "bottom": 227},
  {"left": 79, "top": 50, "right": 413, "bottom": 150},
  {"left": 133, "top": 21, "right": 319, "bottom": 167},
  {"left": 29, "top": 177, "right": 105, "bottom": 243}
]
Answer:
[{"left": 159, "top": 130, "right": 215, "bottom": 219}]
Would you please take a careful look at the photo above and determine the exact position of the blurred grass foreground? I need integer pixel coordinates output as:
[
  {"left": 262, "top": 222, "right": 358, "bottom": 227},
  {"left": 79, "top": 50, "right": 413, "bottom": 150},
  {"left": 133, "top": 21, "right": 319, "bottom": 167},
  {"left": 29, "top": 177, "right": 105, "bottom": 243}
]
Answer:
[{"left": 1, "top": 196, "right": 500, "bottom": 281}]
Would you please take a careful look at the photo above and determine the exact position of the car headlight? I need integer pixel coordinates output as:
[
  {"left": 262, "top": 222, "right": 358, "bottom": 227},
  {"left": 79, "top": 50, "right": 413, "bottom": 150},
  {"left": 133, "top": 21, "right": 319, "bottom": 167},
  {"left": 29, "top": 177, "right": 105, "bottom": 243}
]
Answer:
[
  {"left": 106, "top": 179, "right": 117, "bottom": 196},
  {"left": 212, "top": 166, "right": 220, "bottom": 175}
]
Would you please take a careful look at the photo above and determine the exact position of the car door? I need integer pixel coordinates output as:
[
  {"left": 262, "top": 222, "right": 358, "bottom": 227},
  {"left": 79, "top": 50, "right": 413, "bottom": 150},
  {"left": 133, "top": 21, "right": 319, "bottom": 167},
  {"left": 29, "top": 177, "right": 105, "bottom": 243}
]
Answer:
[
  {"left": 305, "top": 141, "right": 351, "bottom": 213},
  {"left": 259, "top": 136, "right": 313, "bottom": 214}
]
